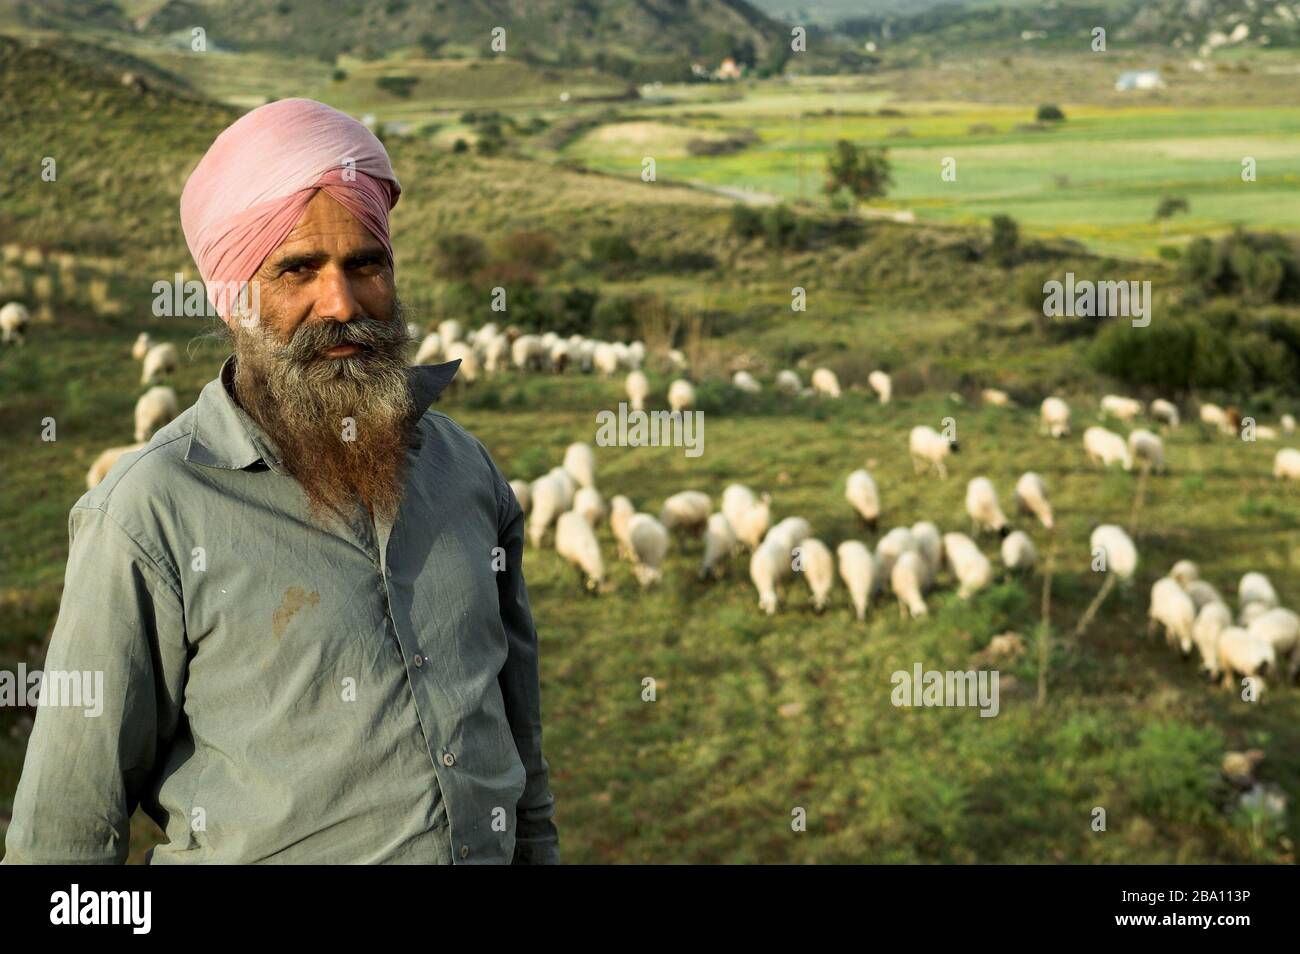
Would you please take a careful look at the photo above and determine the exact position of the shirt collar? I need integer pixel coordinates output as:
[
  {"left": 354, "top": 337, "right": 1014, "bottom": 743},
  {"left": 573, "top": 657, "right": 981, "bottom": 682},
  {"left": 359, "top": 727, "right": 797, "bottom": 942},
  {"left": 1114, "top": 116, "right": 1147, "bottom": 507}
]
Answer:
[{"left": 184, "top": 354, "right": 462, "bottom": 473}]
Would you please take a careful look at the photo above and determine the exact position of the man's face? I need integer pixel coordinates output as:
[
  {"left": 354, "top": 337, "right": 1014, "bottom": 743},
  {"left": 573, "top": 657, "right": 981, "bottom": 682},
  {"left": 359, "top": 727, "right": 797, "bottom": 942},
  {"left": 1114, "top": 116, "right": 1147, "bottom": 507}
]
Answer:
[{"left": 229, "top": 190, "right": 415, "bottom": 524}]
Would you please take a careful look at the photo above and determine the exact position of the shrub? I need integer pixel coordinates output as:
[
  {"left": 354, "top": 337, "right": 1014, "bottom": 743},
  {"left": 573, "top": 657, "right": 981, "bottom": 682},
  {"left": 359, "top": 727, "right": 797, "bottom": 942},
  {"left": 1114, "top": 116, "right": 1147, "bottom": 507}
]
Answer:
[
  {"left": 1036, "top": 103, "right": 1065, "bottom": 122},
  {"left": 989, "top": 215, "right": 1019, "bottom": 267},
  {"left": 375, "top": 75, "right": 418, "bottom": 98},
  {"left": 500, "top": 230, "right": 559, "bottom": 269},
  {"left": 588, "top": 234, "right": 638, "bottom": 268},
  {"left": 729, "top": 203, "right": 763, "bottom": 240}
]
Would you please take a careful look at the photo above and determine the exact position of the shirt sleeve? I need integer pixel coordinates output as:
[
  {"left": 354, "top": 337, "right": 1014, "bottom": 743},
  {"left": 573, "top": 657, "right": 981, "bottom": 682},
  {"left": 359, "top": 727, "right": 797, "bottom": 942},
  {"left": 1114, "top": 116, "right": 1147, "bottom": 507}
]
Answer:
[
  {"left": 1, "top": 505, "right": 187, "bottom": 865},
  {"left": 493, "top": 472, "right": 561, "bottom": 865}
]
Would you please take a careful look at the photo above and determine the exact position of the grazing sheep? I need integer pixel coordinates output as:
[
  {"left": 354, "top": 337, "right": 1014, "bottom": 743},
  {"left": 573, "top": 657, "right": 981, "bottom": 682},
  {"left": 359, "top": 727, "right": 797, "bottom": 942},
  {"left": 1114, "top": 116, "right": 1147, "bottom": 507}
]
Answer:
[
  {"left": 545, "top": 467, "right": 578, "bottom": 511},
  {"left": 909, "top": 425, "right": 959, "bottom": 478},
  {"left": 942, "top": 532, "right": 991, "bottom": 599},
  {"left": 845, "top": 469, "right": 880, "bottom": 530},
  {"left": 836, "top": 541, "right": 876, "bottom": 622},
  {"left": 1100, "top": 394, "right": 1143, "bottom": 422},
  {"left": 1239, "top": 572, "right": 1279, "bottom": 612},
  {"left": 1014, "top": 472, "right": 1054, "bottom": 531},
  {"left": 133, "top": 386, "right": 178, "bottom": 443},
  {"left": 1216, "top": 626, "right": 1275, "bottom": 693},
  {"left": 1248, "top": 608, "right": 1300, "bottom": 682},
  {"left": 722, "top": 484, "right": 756, "bottom": 530},
  {"left": 485, "top": 334, "right": 511, "bottom": 374},
  {"left": 668, "top": 378, "right": 696, "bottom": 414},
  {"left": 625, "top": 370, "right": 649, "bottom": 412},
  {"left": 1001, "top": 531, "right": 1037, "bottom": 573},
  {"left": 573, "top": 486, "right": 607, "bottom": 528},
  {"left": 1150, "top": 399, "right": 1180, "bottom": 428},
  {"left": 891, "top": 550, "right": 929, "bottom": 618},
  {"left": 1200, "top": 403, "right": 1235, "bottom": 436},
  {"left": 766, "top": 516, "right": 812, "bottom": 554},
  {"left": 775, "top": 370, "right": 802, "bottom": 395},
  {"left": 1149, "top": 577, "right": 1197, "bottom": 654},
  {"left": 874, "top": 526, "right": 918, "bottom": 582},
  {"left": 85, "top": 442, "right": 146, "bottom": 490},
  {"left": 965, "top": 477, "right": 1008, "bottom": 536},
  {"left": 1281, "top": 413, "right": 1296, "bottom": 435},
  {"left": 627, "top": 513, "right": 670, "bottom": 588},
  {"left": 910, "top": 521, "right": 942, "bottom": 585},
  {"left": 750, "top": 538, "right": 789, "bottom": 614},
  {"left": 436, "top": 319, "right": 462, "bottom": 344},
  {"left": 0, "top": 301, "right": 30, "bottom": 345},
  {"left": 1040, "top": 397, "right": 1071, "bottom": 438},
  {"left": 733, "top": 492, "right": 772, "bottom": 551},
  {"left": 1185, "top": 580, "right": 1224, "bottom": 613},
  {"left": 562, "top": 442, "right": 596, "bottom": 489},
  {"left": 1192, "top": 602, "right": 1233, "bottom": 676},
  {"left": 811, "top": 368, "right": 842, "bottom": 399},
  {"left": 610, "top": 495, "right": 636, "bottom": 559},
  {"left": 593, "top": 342, "right": 620, "bottom": 378},
  {"left": 868, "top": 370, "right": 892, "bottom": 404},
  {"left": 444, "top": 341, "right": 480, "bottom": 384},
  {"left": 140, "top": 342, "right": 179, "bottom": 385},
  {"left": 1083, "top": 426, "right": 1132, "bottom": 470},
  {"left": 556, "top": 511, "right": 605, "bottom": 591},
  {"left": 414, "top": 332, "right": 442, "bottom": 365},
  {"left": 700, "top": 512, "right": 737, "bottom": 580},
  {"left": 131, "top": 331, "right": 151, "bottom": 360},
  {"left": 1274, "top": 448, "right": 1300, "bottom": 481},
  {"left": 1090, "top": 525, "right": 1137, "bottom": 580},
  {"left": 731, "top": 370, "right": 761, "bottom": 394},
  {"left": 509, "top": 479, "right": 531, "bottom": 515},
  {"left": 625, "top": 341, "right": 645, "bottom": 371},
  {"left": 660, "top": 490, "right": 712, "bottom": 535},
  {"left": 981, "top": 388, "right": 1010, "bottom": 407},
  {"left": 1127, "top": 429, "right": 1166, "bottom": 473},
  {"left": 1170, "top": 559, "right": 1199, "bottom": 588},
  {"left": 796, "top": 537, "right": 835, "bottom": 612},
  {"left": 512, "top": 334, "right": 544, "bottom": 371},
  {"left": 528, "top": 474, "right": 567, "bottom": 547}
]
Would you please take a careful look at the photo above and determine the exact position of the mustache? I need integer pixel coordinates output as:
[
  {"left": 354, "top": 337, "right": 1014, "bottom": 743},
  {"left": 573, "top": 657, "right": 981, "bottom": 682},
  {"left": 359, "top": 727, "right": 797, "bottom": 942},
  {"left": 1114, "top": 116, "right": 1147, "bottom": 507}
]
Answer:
[{"left": 275, "top": 312, "right": 409, "bottom": 364}]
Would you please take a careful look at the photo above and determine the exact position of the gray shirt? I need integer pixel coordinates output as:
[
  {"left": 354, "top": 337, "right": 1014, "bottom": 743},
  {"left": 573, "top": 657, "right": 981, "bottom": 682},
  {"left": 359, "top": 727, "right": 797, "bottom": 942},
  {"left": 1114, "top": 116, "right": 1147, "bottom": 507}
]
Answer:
[{"left": 2, "top": 354, "right": 559, "bottom": 864}]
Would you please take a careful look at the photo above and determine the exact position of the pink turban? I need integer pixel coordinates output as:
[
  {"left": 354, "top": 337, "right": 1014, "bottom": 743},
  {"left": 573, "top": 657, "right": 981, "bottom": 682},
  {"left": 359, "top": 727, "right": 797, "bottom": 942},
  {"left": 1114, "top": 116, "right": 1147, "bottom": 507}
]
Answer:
[{"left": 180, "top": 98, "right": 401, "bottom": 320}]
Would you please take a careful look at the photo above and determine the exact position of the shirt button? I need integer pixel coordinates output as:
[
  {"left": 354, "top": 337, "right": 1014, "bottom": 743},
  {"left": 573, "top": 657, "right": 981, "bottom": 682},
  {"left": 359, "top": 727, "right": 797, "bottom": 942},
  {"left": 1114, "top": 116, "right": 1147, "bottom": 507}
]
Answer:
[
  {"left": 442, "top": 751, "right": 456, "bottom": 767},
  {"left": 460, "top": 845, "right": 470, "bottom": 859},
  {"left": 413, "top": 654, "right": 424, "bottom": 668}
]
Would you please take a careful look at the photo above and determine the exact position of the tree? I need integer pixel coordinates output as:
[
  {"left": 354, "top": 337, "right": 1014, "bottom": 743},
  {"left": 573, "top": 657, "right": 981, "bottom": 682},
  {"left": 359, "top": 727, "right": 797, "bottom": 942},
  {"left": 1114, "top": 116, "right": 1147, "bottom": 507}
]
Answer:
[
  {"left": 990, "top": 214, "right": 1019, "bottom": 267},
  {"left": 1036, "top": 103, "right": 1065, "bottom": 122},
  {"left": 823, "top": 140, "right": 893, "bottom": 210},
  {"left": 1154, "top": 196, "right": 1189, "bottom": 230}
]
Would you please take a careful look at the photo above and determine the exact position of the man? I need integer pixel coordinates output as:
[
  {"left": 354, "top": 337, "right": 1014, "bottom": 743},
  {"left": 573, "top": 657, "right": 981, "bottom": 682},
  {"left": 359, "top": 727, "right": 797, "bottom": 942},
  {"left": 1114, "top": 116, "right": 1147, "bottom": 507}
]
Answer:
[{"left": 3, "top": 99, "right": 559, "bottom": 864}]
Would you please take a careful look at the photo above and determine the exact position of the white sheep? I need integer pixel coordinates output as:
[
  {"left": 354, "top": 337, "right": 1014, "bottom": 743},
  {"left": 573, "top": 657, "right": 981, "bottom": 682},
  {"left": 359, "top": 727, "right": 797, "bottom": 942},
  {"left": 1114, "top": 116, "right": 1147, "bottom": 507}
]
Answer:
[
  {"left": 1127, "top": 429, "right": 1166, "bottom": 473},
  {"left": 874, "top": 526, "right": 918, "bottom": 582},
  {"left": 1274, "top": 448, "right": 1300, "bottom": 481},
  {"left": 545, "top": 467, "right": 577, "bottom": 511},
  {"left": 625, "top": 370, "right": 649, "bottom": 411},
  {"left": 556, "top": 511, "right": 605, "bottom": 591},
  {"left": 732, "top": 492, "right": 772, "bottom": 551},
  {"left": 513, "top": 334, "right": 544, "bottom": 372},
  {"left": 85, "top": 442, "right": 146, "bottom": 490},
  {"left": 1192, "top": 601, "right": 1233, "bottom": 676},
  {"left": 722, "top": 484, "right": 757, "bottom": 531},
  {"left": 134, "top": 386, "right": 178, "bottom": 443},
  {"left": 666, "top": 348, "right": 688, "bottom": 373},
  {"left": 668, "top": 378, "right": 696, "bottom": 414},
  {"left": 1216, "top": 626, "right": 1275, "bottom": 693},
  {"left": 965, "top": 477, "right": 1008, "bottom": 536},
  {"left": 868, "top": 370, "right": 892, "bottom": 404},
  {"left": 1100, "top": 394, "right": 1143, "bottom": 422},
  {"left": 484, "top": 334, "right": 511, "bottom": 374},
  {"left": 845, "top": 468, "right": 880, "bottom": 530},
  {"left": 910, "top": 521, "right": 942, "bottom": 585},
  {"left": 140, "top": 342, "right": 179, "bottom": 385},
  {"left": 891, "top": 550, "right": 929, "bottom": 618},
  {"left": 436, "top": 319, "right": 462, "bottom": 344},
  {"left": 811, "top": 368, "right": 841, "bottom": 399},
  {"left": 909, "top": 425, "right": 958, "bottom": 478},
  {"left": 660, "top": 490, "right": 711, "bottom": 535},
  {"left": 1014, "top": 472, "right": 1054, "bottom": 531},
  {"left": 131, "top": 331, "right": 151, "bottom": 360},
  {"left": 765, "top": 516, "right": 812, "bottom": 554},
  {"left": 1001, "top": 531, "right": 1037, "bottom": 573},
  {"left": 1240, "top": 601, "right": 1272, "bottom": 627},
  {"left": 562, "top": 442, "right": 596, "bottom": 489},
  {"left": 0, "top": 301, "right": 29, "bottom": 346},
  {"left": 775, "top": 370, "right": 802, "bottom": 395},
  {"left": 795, "top": 537, "right": 835, "bottom": 612},
  {"left": 625, "top": 341, "right": 646, "bottom": 371},
  {"left": 1281, "top": 413, "right": 1296, "bottom": 435},
  {"left": 1169, "top": 559, "right": 1199, "bottom": 588},
  {"left": 700, "top": 512, "right": 737, "bottom": 580},
  {"left": 1148, "top": 577, "right": 1197, "bottom": 654},
  {"left": 1248, "top": 608, "right": 1300, "bottom": 682},
  {"left": 1150, "top": 398, "right": 1180, "bottom": 428},
  {"left": 627, "top": 513, "right": 669, "bottom": 588},
  {"left": 1083, "top": 426, "right": 1131, "bottom": 470},
  {"left": 836, "top": 541, "right": 876, "bottom": 622},
  {"left": 573, "top": 486, "right": 607, "bottom": 528},
  {"left": 731, "top": 370, "right": 761, "bottom": 394},
  {"left": 527, "top": 474, "right": 567, "bottom": 548},
  {"left": 981, "top": 388, "right": 1010, "bottom": 407},
  {"left": 1200, "top": 403, "right": 1229, "bottom": 433},
  {"left": 1040, "top": 397, "right": 1071, "bottom": 438},
  {"left": 444, "top": 342, "right": 480, "bottom": 384},
  {"left": 750, "top": 538, "right": 789, "bottom": 614},
  {"left": 509, "top": 479, "right": 532, "bottom": 515},
  {"left": 414, "top": 332, "right": 442, "bottom": 365},
  {"left": 1239, "top": 572, "right": 1279, "bottom": 612},
  {"left": 592, "top": 342, "right": 620, "bottom": 377},
  {"left": 943, "top": 532, "right": 991, "bottom": 599},
  {"left": 1185, "top": 580, "right": 1224, "bottom": 613},
  {"left": 610, "top": 495, "right": 636, "bottom": 559},
  {"left": 1090, "top": 525, "right": 1137, "bottom": 580}
]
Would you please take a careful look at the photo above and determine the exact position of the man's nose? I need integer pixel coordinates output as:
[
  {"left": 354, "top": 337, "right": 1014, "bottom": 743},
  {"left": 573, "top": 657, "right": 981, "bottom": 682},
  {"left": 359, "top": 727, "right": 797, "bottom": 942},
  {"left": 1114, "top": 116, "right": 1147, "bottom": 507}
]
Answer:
[{"left": 313, "top": 263, "right": 365, "bottom": 322}]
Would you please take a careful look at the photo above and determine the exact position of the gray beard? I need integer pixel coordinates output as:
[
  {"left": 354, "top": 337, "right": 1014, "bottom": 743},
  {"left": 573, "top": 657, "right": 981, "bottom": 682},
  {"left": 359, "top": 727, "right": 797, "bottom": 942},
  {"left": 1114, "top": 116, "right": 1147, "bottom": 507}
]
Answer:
[{"left": 230, "top": 299, "right": 416, "bottom": 525}]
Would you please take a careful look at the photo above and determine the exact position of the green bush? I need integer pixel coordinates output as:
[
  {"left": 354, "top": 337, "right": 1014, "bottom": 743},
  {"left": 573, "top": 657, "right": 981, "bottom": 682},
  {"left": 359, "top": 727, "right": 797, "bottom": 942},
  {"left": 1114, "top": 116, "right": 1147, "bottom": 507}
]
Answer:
[
  {"left": 989, "top": 215, "right": 1019, "bottom": 267},
  {"left": 588, "top": 234, "right": 638, "bottom": 268},
  {"left": 729, "top": 203, "right": 763, "bottom": 240},
  {"left": 1036, "top": 103, "right": 1065, "bottom": 122}
]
